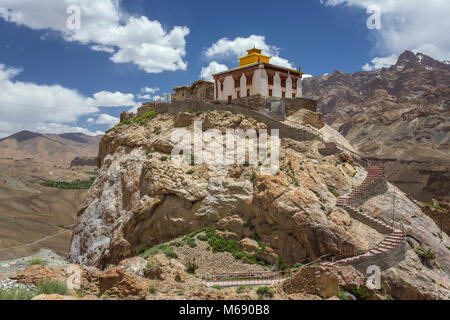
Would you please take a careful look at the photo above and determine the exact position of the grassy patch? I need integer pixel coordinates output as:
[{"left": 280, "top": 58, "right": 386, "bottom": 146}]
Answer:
[
  {"left": 422, "top": 202, "right": 444, "bottom": 212},
  {"left": 186, "top": 169, "right": 195, "bottom": 175},
  {"left": 197, "top": 234, "right": 209, "bottom": 241},
  {"left": 339, "top": 290, "right": 350, "bottom": 300},
  {"left": 160, "top": 156, "right": 168, "bottom": 161},
  {"left": 211, "top": 285, "right": 222, "bottom": 290},
  {"left": 349, "top": 287, "right": 369, "bottom": 300},
  {"left": 136, "top": 244, "right": 147, "bottom": 255},
  {"left": 27, "top": 258, "right": 47, "bottom": 267},
  {"left": 107, "top": 110, "right": 159, "bottom": 133},
  {"left": 140, "top": 244, "right": 178, "bottom": 259},
  {"left": 328, "top": 186, "right": 340, "bottom": 198},
  {"left": 40, "top": 176, "right": 96, "bottom": 190},
  {"left": 185, "top": 238, "right": 197, "bottom": 248},
  {"left": 415, "top": 247, "right": 436, "bottom": 260},
  {"left": 36, "top": 280, "right": 70, "bottom": 296},
  {"left": 148, "top": 286, "right": 157, "bottom": 294},
  {"left": 0, "top": 288, "right": 35, "bottom": 300},
  {"left": 256, "top": 286, "right": 274, "bottom": 298},
  {"left": 286, "top": 162, "right": 299, "bottom": 187}
]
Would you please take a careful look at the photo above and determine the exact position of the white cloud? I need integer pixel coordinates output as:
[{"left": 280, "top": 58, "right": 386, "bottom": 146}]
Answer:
[
  {"left": 200, "top": 61, "right": 228, "bottom": 81},
  {"left": 204, "top": 35, "right": 296, "bottom": 69},
  {"left": 141, "top": 87, "right": 160, "bottom": 94},
  {"left": 95, "top": 113, "right": 119, "bottom": 126},
  {"left": 0, "top": 63, "right": 129, "bottom": 137},
  {"left": 0, "top": 0, "right": 190, "bottom": 73},
  {"left": 362, "top": 54, "right": 398, "bottom": 71},
  {"left": 302, "top": 74, "right": 313, "bottom": 78},
  {"left": 320, "top": 0, "right": 450, "bottom": 67},
  {"left": 87, "top": 91, "right": 136, "bottom": 107}
]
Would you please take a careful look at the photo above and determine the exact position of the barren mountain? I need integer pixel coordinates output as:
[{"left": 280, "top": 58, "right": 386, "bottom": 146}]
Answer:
[
  {"left": 0, "top": 131, "right": 101, "bottom": 168},
  {"left": 303, "top": 51, "right": 450, "bottom": 201},
  {"left": 0, "top": 131, "right": 101, "bottom": 260}
]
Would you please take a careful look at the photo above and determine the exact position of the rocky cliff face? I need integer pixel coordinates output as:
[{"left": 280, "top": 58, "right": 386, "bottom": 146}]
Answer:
[
  {"left": 68, "top": 109, "right": 450, "bottom": 299},
  {"left": 303, "top": 51, "right": 450, "bottom": 201}
]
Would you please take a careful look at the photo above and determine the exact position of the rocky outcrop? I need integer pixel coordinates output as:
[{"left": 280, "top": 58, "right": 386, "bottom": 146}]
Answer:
[
  {"left": 283, "top": 265, "right": 340, "bottom": 298},
  {"left": 68, "top": 109, "right": 450, "bottom": 299},
  {"left": 70, "top": 156, "right": 97, "bottom": 168}
]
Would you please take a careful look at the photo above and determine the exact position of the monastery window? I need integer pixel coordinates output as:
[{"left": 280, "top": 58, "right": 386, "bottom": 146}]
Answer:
[
  {"left": 220, "top": 82, "right": 224, "bottom": 91},
  {"left": 292, "top": 79, "right": 298, "bottom": 89},
  {"left": 268, "top": 75, "right": 274, "bottom": 86},
  {"left": 246, "top": 76, "right": 252, "bottom": 86},
  {"left": 281, "top": 79, "right": 286, "bottom": 88},
  {"left": 292, "top": 93, "right": 295, "bottom": 98},
  {"left": 269, "top": 89, "right": 273, "bottom": 97},
  {"left": 228, "top": 96, "right": 232, "bottom": 104},
  {"left": 234, "top": 78, "right": 240, "bottom": 88},
  {"left": 282, "top": 92, "right": 285, "bottom": 98},
  {"left": 247, "top": 89, "right": 250, "bottom": 97},
  {"left": 237, "top": 90, "right": 240, "bottom": 98}
]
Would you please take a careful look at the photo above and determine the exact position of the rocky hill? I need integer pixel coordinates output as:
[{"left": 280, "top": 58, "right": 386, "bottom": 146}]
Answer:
[
  {"left": 66, "top": 108, "right": 449, "bottom": 300},
  {"left": 303, "top": 51, "right": 450, "bottom": 202},
  {"left": 0, "top": 131, "right": 102, "bottom": 168}
]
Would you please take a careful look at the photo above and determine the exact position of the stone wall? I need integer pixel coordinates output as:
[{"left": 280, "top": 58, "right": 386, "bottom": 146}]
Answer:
[
  {"left": 351, "top": 178, "right": 389, "bottom": 208},
  {"left": 350, "top": 242, "right": 407, "bottom": 273},
  {"left": 344, "top": 206, "right": 393, "bottom": 235},
  {"left": 136, "top": 101, "right": 323, "bottom": 142},
  {"left": 284, "top": 98, "right": 317, "bottom": 115}
]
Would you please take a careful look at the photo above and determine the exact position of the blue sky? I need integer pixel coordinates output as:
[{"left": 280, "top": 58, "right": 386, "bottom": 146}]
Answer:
[{"left": 0, "top": 0, "right": 448, "bottom": 137}]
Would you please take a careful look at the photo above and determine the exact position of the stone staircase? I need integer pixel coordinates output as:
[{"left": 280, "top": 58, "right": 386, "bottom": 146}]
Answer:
[{"left": 323, "top": 160, "right": 407, "bottom": 272}]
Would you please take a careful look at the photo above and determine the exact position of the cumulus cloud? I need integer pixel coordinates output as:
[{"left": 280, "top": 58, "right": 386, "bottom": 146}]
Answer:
[
  {"left": 0, "top": 63, "right": 132, "bottom": 137},
  {"left": 0, "top": 0, "right": 190, "bottom": 73},
  {"left": 87, "top": 91, "right": 136, "bottom": 107},
  {"left": 204, "top": 35, "right": 296, "bottom": 70},
  {"left": 200, "top": 61, "right": 228, "bottom": 81},
  {"left": 94, "top": 113, "right": 119, "bottom": 126},
  {"left": 362, "top": 54, "right": 398, "bottom": 71},
  {"left": 320, "top": 0, "right": 450, "bottom": 68}
]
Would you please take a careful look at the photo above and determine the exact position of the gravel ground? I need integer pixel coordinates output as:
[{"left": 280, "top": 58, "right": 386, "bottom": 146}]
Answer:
[
  {"left": 0, "top": 249, "right": 69, "bottom": 279},
  {"left": 173, "top": 236, "right": 271, "bottom": 277}
]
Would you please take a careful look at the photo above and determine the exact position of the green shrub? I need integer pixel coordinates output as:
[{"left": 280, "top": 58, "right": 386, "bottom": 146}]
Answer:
[
  {"left": 422, "top": 202, "right": 444, "bottom": 212},
  {"left": 160, "top": 156, "right": 168, "bottom": 161},
  {"left": 415, "top": 247, "right": 436, "bottom": 260},
  {"left": 211, "top": 285, "right": 222, "bottom": 290},
  {"left": 141, "top": 244, "right": 178, "bottom": 259},
  {"left": 136, "top": 244, "right": 147, "bottom": 255},
  {"left": 36, "top": 280, "right": 70, "bottom": 296},
  {"left": 0, "top": 288, "right": 35, "bottom": 300},
  {"left": 244, "top": 160, "right": 250, "bottom": 167},
  {"left": 148, "top": 286, "right": 157, "bottom": 294},
  {"left": 185, "top": 238, "right": 197, "bottom": 248},
  {"left": 349, "top": 287, "right": 369, "bottom": 300},
  {"left": 328, "top": 186, "right": 340, "bottom": 198},
  {"left": 153, "top": 128, "right": 161, "bottom": 135},
  {"left": 28, "top": 258, "right": 47, "bottom": 267},
  {"left": 236, "top": 286, "right": 246, "bottom": 294},
  {"left": 197, "top": 234, "right": 209, "bottom": 241},
  {"left": 339, "top": 290, "right": 350, "bottom": 300},
  {"left": 256, "top": 286, "right": 274, "bottom": 298},
  {"left": 41, "top": 176, "right": 96, "bottom": 190},
  {"left": 250, "top": 172, "right": 256, "bottom": 181}
]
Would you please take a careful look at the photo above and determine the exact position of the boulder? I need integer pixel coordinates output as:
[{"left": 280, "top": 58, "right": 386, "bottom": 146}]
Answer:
[
  {"left": 97, "top": 267, "right": 148, "bottom": 300},
  {"left": 283, "top": 266, "right": 340, "bottom": 299}
]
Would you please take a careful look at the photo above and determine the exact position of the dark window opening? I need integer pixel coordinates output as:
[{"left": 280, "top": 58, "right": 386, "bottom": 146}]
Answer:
[
  {"left": 269, "top": 89, "right": 273, "bottom": 97},
  {"left": 220, "top": 82, "right": 224, "bottom": 91},
  {"left": 246, "top": 76, "right": 252, "bottom": 86},
  {"left": 234, "top": 78, "right": 240, "bottom": 88},
  {"left": 292, "top": 93, "right": 295, "bottom": 98},
  {"left": 268, "top": 75, "right": 274, "bottom": 86},
  {"left": 292, "top": 80, "right": 297, "bottom": 89},
  {"left": 237, "top": 91, "right": 240, "bottom": 98},
  {"left": 247, "top": 89, "right": 250, "bottom": 96},
  {"left": 281, "top": 79, "right": 286, "bottom": 88},
  {"left": 282, "top": 92, "right": 285, "bottom": 98},
  {"left": 228, "top": 95, "right": 232, "bottom": 104}
]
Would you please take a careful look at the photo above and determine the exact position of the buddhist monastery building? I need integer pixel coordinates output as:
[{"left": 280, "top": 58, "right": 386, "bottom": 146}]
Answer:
[{"left": 213, "top": 48, "right": 304, "bottom": 102}]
